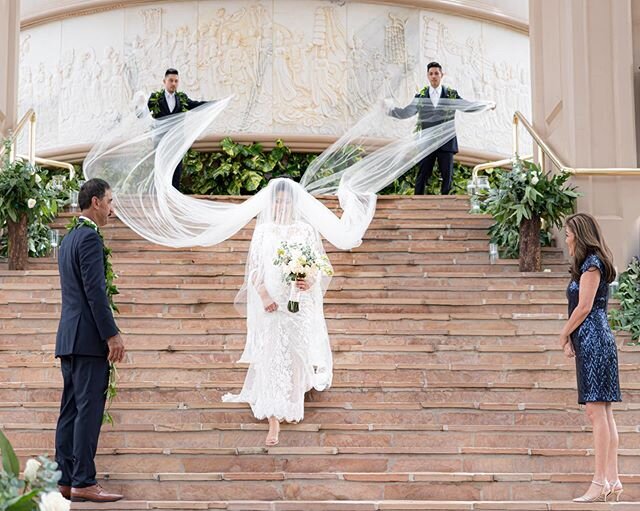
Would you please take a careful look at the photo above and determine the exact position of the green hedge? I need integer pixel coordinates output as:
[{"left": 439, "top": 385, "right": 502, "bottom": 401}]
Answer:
[{"left": 180, "top": 137, "right": 477, "bottom": 196}]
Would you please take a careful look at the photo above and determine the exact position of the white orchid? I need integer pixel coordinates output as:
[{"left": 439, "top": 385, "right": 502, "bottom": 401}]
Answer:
[
  {"left": 27, "top": 198, "right": 37, "bottom": 209},
  {"left": 39, "top": 491, "right": 71, "bottom": 511},
  {"left": 23, "top": 458, "right": 41, "bottom": 482}
]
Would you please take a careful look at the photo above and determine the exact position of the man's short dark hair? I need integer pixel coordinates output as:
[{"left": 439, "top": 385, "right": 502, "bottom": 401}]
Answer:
[
  {"left": 427, "top": 62, "right": 442, "bottom": 72},
  {"left": 165, "top": 68, "right": 179, "bottom": 77},
  {"left": 79, "top": 178, "right": 110, "bottom": 210}
]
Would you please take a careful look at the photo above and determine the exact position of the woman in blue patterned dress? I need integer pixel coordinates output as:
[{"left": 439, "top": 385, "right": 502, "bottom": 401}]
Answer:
[{"left": 560, "top": 213, "right": 622, "bottom": 503}]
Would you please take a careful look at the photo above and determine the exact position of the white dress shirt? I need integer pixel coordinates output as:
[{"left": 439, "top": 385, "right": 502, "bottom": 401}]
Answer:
[
  {"left": 165, "top": 91, "right": 176, "bottom": 112},
  {"left": 428, "top": 85, "right": 442, "bottom": 107}
]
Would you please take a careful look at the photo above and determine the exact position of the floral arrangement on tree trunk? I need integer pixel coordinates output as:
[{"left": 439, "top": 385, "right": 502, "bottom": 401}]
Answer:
[
  {"left": 273, "top": 241, "right": 333, "bottom": 313},
  {"left": 0, "top": 430, "right": 69, "bottom": 511},
  {"left": 0, "top": 139, "right": 60, "bottom": 270},
  {"left": 482, "top": 159, "right": 579, "bottom": 271}
]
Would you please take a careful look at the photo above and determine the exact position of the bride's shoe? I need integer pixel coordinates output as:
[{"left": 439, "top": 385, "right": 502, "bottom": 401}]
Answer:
[
  {"left": 572, "top": 480, "right": 611, "bottom": 502},
  {"left": 610, "top": 480, "right": 624, "bottom": 502}
]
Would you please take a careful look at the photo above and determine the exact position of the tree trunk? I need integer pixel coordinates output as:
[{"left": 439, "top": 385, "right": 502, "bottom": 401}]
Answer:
[
  {"left": 7, "top": 214, "right": 28, "bottom": 271},
  {"left": 519, "top": 215, "right": 542, "bottom": 272}
]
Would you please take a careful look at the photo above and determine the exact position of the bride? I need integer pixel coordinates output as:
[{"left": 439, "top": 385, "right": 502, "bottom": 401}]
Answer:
[
  {"left": 223, "top": 179, "right": 333, "bottom": 445},
  {"left": 83, "top": 92, "right": 492, "bottom": 447}
]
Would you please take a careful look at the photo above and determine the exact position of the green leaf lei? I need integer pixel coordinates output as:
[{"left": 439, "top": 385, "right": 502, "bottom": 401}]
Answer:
[
  {"left": 66, "top": 216, "right": 120, "bottom": 424},
  {"left": 148, "top": 89, "right": 189, "bottom": 116}
]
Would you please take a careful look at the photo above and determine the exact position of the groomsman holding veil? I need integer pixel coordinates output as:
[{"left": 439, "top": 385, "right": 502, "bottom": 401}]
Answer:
[
  {"left": 147, "top": 68, "right": 208, "bottom": 191},
  {"left": 388, "top": 61, "right": 494, "bottom": 195}
]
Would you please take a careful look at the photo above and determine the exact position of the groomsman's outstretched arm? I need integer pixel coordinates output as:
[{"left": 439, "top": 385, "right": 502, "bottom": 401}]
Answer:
[{"left": 387, "top": 97, "right": 419, "bottom": 119}]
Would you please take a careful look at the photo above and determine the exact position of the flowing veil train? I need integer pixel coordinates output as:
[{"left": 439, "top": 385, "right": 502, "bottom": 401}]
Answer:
[{"left": 83, "top": 90, "right": 492, "bottom": 421}]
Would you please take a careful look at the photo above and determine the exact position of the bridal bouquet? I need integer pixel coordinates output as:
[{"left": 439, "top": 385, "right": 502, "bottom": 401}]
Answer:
[{"left": 273, "top": 241, "right": 333, "bottom": 313}]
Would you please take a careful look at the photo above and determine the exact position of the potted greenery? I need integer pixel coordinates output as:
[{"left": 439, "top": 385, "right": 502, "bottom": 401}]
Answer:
[
  {"left": 0, "top": 430, "right": 69, "bottom": 511},
  {"left": 483, "top": 159, "right": 579, "bottom": 272},
  {"left": 610, "top": 257, "right": 640, "bottom": 345}
]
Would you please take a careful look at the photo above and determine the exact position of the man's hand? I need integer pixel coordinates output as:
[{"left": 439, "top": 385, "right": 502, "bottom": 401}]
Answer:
[{"left": 107, "top": 334, "right": 126, "bottom": 363}]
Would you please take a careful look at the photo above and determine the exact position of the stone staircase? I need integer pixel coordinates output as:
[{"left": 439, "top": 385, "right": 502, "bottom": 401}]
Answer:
[{"left": 0, "top": 195, "right": 638, "bottom": 511}]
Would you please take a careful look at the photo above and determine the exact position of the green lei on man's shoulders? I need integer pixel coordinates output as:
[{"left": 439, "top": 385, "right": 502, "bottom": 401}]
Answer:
[
  {"left": 148, "top": 89, "right": 189, "bottom": 116},
  {"left": 67, "top": 216, "right": 120, "bottom": 313},
  {"left": 418, "top": 85, "right": 458, "bottom": 99}
]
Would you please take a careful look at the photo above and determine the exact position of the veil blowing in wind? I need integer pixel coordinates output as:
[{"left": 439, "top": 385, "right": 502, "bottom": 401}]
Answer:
[{"left": 84, "top": 88, "right": 493, "bottom": 443}]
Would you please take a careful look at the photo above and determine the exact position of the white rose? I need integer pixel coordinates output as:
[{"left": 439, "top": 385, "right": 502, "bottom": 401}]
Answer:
[
  {"left": 39, "top": 491, "right": 71, "bottom": 511},
  {"left": 35, "top": 174, "right": 42, "bottom": 184},
  {"left": 23, "top": 459, "right": 41, "bottom": 482},
  {"left": 531, "top": 175, "right": 539, "bottom": 185},
  {"left": 27, "top": 198, "right": 37, "bottom": 209}
]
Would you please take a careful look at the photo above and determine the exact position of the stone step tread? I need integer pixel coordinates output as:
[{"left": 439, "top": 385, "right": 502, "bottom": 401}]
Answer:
[
  {"left": 3, "top": 400, "right": 639, "bottom": 412},
  {"left": 5, "top": 422, "right": 639, "bottom": 434},
  {"left": 66, "top": 500, "right": 640, "bottom": 511},
  {"left": 13, "top": 446, "right": 640, "bottom": 457},
  {"left": 3, "top": 361, "right": 638, "bottom": 372}
]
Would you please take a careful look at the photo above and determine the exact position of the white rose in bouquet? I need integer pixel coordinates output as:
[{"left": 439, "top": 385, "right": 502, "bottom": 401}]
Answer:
[
  {"left": 23, "top": 458, "right": 42, "bottom": 482},
  {"left": 39, "top": 491, "right": 71, "bottom": 511}
]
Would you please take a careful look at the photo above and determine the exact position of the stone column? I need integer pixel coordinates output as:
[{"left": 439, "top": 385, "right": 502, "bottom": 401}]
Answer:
[
  {"left": 0, "top": 0, "right": 20, "bottom": 137},
  {"left": 530, "top": 0, "right": 640, "bottom": 267}
]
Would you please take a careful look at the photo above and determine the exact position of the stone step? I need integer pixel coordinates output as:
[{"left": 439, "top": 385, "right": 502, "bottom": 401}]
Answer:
[
  {"left": 5, "top": 422, "right": 640, "bottom": 450},
  {"left": 9, "top": 449, "right": 640, "bottom": 480},
  {"left": 0, "top": 261, "right": 570, "bottom": 274},
  {"left": 66, "top": 499, "right": 640, "bottom": 511},
  {"left": 2, "top": 343, "right": 638, "bottom": 366},
  {"left": 1, "top": 361, "right": 638, "bottom": 386},
  {"left": 3, "top": 400, "right": 640, "bottom": 426}
]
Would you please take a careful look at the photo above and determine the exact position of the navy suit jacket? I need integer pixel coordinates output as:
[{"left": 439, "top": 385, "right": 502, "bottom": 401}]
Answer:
[
  {"left": 390, "top": 85, "right": 461, "bottom": 153},
  {"left": 55, "top": 224, "right": 119, "bottom": 358}
]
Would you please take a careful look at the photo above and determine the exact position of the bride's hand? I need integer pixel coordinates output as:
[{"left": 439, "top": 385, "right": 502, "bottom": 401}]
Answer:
[
  {"left": 296, "top": 279, "right": 310, "bottom": 291},
  {"left": 260, "top": 291, "right": 278, "bottom": 313}
]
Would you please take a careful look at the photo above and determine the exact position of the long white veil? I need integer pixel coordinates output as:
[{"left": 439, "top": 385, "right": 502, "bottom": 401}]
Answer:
[{"left": 84, "top": 95, "right": 492, "bottom": 252}]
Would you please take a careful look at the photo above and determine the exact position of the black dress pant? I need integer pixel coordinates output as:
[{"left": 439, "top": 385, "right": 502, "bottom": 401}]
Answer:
[
  {"left": 414, "top": 150, "right": 455, "bottom": 195},
  {"left": 172, "top": 161, "right": 183, "bottom": 191},
  {"left": 55, "top": 355, "right": 109, "bottom": 488}
]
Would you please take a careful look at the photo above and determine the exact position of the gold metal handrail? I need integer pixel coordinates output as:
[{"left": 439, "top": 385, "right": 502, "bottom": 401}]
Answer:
[
  {"left": 474, "top": 111, "right": 640, "bottom": 179},
  {"left": 0, "top": 108, "right": 36, "bottom": 163},
  {"left": 1, "top": 109, "right": 75, "bottom": 179},
  {"left": 19, "top": 155, "right": 76, "bottom": 179}
]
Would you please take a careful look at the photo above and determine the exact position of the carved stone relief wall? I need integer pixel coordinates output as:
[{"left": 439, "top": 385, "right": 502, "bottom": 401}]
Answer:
[{"left": 18, "top": 0, "right": 531, "bottom": 155}]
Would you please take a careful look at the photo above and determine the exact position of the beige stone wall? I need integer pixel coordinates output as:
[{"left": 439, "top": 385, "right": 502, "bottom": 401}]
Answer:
[
  {"left": 0, "top": 0, "right": 20, "bottom": 136},
  {"left": 529, "top": 0, "right": 640, "bottom": 268}
]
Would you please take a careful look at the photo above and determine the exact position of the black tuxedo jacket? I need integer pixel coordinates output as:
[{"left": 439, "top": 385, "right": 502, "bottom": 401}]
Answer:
[
  {"left": 148, "top": 91, "right": 206, "bottom": 119},
  {"left": 390, "top": 85, "right": 461, "bottom": 153},
  {"left": 55, "top": 224, "right": 119, "bottom": 358}
]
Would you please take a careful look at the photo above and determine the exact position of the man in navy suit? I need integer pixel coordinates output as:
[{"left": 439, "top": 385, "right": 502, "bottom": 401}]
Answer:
[
  {"left": 389, "top": 62, "right": 463, "bottom": 195},
  {"left": 147, "top": 68, "right": 207, "bottom": 190},
  {"left": 54, "top": 178, "right": 126, "bottom": 503}
]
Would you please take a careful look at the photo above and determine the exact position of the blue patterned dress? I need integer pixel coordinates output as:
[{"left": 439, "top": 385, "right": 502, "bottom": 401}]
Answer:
[{"left": 566, "top": 253, "right": 621, "bottom": 405}]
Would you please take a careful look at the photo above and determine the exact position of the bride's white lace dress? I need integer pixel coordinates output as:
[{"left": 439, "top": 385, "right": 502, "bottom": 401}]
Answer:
[{"left": 222, "top": 221, "right": 333, "bottom": 423}]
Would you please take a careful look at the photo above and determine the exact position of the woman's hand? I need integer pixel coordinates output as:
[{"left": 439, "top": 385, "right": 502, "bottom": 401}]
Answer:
[
  {"left": 562, "top": 337, "right": 575, "bottom": 358},
  {"left": 296, "top": 279, "right": 310, "bottom": 291}
]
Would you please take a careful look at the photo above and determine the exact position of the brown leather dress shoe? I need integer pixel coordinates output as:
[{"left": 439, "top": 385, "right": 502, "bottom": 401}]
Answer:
[
  {"left": 57, "top": 485, "right": 71, "bottom": 500},
  {"left": 71, "top": 484, "right": 123, "bottom": 502}
]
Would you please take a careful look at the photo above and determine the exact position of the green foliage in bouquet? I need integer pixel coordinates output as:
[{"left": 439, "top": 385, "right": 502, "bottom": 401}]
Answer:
[
  {"left": 482, "top": 159, "right": 579, "bottom": 258},
  {"left": 0, "top": 430, "right": 68, "bottom": 511}
]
